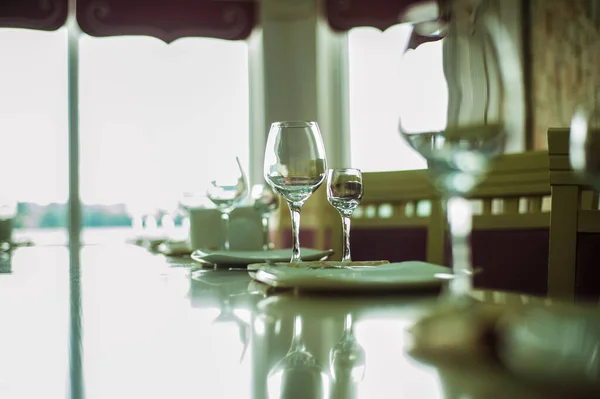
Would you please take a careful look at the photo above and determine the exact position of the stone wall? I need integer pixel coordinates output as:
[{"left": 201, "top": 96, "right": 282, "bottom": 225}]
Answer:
[{"left": 530, "top": 0, "right": 600, "bottom": 149}]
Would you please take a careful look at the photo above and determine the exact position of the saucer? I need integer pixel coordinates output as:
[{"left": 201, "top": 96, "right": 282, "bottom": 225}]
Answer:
[{"left": 190, "top": 248, "right": 334, "bottom": 266}]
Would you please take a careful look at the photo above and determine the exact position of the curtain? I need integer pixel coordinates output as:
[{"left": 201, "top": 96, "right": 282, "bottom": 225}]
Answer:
[
  {"left": 0, "top": 0, "right": 68, "bottom": 30},
  {"left": 0, "top": 0, "right": 257, "bottom": 41},
  {"left": 76, "top": 0, "right": 257, "bottom": 42},
  {"left": 326, "top": 0, "right": 441, "bottom": 32}
]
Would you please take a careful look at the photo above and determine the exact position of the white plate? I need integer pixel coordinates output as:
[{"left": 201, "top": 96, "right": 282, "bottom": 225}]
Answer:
[
  {"left": 252, "top": 261, "right": 450, "bottom": 292},
  {"left": 190, "top": 248, "right": 334, "bottom": 265}
]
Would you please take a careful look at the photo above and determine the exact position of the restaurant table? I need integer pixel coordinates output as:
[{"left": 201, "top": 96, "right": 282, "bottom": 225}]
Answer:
[{"left": 0, "top": 245, "right": 597, "bottom": 399}]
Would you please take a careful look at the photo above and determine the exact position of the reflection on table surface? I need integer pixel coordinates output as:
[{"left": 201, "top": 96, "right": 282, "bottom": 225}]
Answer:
[{"left": 0, "top": 245, "right": 598, "bottom": 399}]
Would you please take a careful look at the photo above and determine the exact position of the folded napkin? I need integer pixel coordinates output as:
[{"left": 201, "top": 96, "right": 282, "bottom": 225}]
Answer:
[
  {"left": 251, "top": 261, "right": 448, "bottom": 293},
  {"left": 284, "top": 260, "right": 390, "bottom": 268}
]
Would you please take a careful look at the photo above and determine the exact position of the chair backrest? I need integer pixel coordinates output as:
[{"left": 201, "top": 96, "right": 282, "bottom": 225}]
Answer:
[
  {"left": 271, "top": 150, "right": 552, "bottom": 293},
  {"left": 351, "top": 169, "right": 444, "bottom": 264},
  {"left": 547, "top": 128, "right": 600, "bottom": 301},
  {"left": 351, "top": 151, "right": 551, "bottom": 295},
  {"left": 466, "top": 151, "right": 551, "bottom": 295}
]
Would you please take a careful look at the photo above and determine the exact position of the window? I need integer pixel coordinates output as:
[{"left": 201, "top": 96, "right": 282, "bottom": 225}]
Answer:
[
  {"left": 1, "top": 29, "right": 250, "bottom": 244},
  {"left": 79, "top": 35, "right": 250, "bottom": 235},
  {"left": 348, "top": 5, "right": 525, "bottom": 169},
  {"left": 76, "top": 35, "right": 250, "bottom": 242},
  {"left": 348, "top": 25, "right": 428, "bottom": 172},
  {"left": 0, "top": 28, "right": 68, "bottom": 242}
]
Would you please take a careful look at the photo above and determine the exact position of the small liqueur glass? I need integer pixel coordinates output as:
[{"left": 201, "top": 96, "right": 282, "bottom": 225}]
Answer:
[
  {"left": 252, "top": 183, "right": 279, "bottom": 251},
  {"left": 329, "top": 313, "right": 366, "bottom": 384},
  {"left": 327, "top": 168, "right": 364, "bottom": 262}
]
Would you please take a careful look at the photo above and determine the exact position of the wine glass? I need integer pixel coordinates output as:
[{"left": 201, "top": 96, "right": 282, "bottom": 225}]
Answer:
[
  {"left": 327, "top": 169, "right": 363, "bottom": 262},
  {"left": 206, "top": 157, "right": 249, "bottom": 250},
  {"left": 398, "top": 0, "right": 519, "bottom": 301},
  {"left": 570, "top": 94, "right": 600, "bottom": 190},
  {"left": 264, "top": 121, "right": 327, "bottom": 262},
  {"left": 252, "top": 183, "right": 280, "bottom": 251},
  {"left": 267, "top": 315, "right": 329, "bottom": 399}
]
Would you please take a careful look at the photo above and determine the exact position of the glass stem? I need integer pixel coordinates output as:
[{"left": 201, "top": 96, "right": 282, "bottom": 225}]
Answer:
[
  {"left": 261, "top": 215, "right": 270, "bottom": 251},
  {"left": 341, "top": 212, "right": 352, "bottom": 262},
  {"left": 289, "top": 202, "right": 303, "bottom": 262},
  {"left": 290, "top": 315, "right": 305, "bottom": 352},
  {"left": 446, "top": 196, "right": 473, "bottom": 299},
  {"left": 221, "top": 211, "right": 231, "bottom": 251},
  {"left": 344, "top": 313, "right": 353, "bottom": 332}
]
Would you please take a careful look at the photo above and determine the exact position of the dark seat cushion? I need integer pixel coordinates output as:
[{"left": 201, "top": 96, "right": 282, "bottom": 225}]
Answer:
[
  {"left": 351, "top": 227, "right": 428, "bottom": 263},
  {"left": 445, "top": 228, "right": 549, "bottom": 296}
]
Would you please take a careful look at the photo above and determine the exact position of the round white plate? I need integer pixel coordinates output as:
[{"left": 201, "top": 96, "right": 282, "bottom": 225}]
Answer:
[
  {"left": 190, "top": 248, "right": 334, "bottom": 265},
  {"left": 252, "top": 261, "right": 450, "bottom": 292}
]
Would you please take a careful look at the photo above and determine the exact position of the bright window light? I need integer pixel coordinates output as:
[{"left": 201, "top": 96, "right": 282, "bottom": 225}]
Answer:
[
  {"left": 0, "top": 28, "right": 68, "bottom": 205},
  {"left": 79, "top": 35, "right": 250, "bottom": 213},
  {"left": 0, "top": 29, "right": 249, "bottom": 243},
  {"left": 348, "top": 25, "right": 438, "bottom": 172}
]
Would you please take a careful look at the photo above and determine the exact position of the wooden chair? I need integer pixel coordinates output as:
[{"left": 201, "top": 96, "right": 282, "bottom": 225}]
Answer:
[
  {"left": 272, "top": 170, "right": 444, "bottom": 263},
  {"left": 466, "top": 151, "right": 551, "bottom": 295},
  {"left": 351, "top": 170, "right": 445, "bottom": 265},
  {"left": 271, "top": 150, "right": 552, "bottom": 296},
  {"left": 547, "top": 128, "right": 600, "bottom": 301},
  {"left": 350, "top": 151, "right": 551, "bottom": 295}
]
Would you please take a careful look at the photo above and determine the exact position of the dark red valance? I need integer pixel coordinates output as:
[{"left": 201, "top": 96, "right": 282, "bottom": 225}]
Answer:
[
  {"left": 76, "top": 0, "right": 257, "bottom": 42},
  {"left": 326, "top": 0, "right": 441, "bottom": 32},
  {"left": 0, "top": 0, "right": 68, "bottom": 31}
]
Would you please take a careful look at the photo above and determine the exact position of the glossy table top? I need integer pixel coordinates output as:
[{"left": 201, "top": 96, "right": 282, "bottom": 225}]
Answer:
[{"left": 0, "top": 245, "right": 598, "bottom": 399}]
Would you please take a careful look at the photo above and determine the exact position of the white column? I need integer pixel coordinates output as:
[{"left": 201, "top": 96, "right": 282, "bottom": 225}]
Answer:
[
  {"left": 248, "top": 0, "right": 351, "bottom": 186},
  {"left": 316, "top": 19, "right": 351, "bottom": 169},
  {"left": 247, "top": 30, "right": 267, "bottom": 186}
]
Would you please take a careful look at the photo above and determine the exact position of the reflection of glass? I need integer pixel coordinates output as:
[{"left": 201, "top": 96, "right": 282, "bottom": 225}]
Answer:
[
  {"left": 212, "top": 296, "right": 251, "bottom": 363},
  {"left": 330, "top": 314, "right": 366, "bottom": 384},
  {"left": 206, "top": 157, "right": 249, "bottom": 250},
  {"left": 124, "top": 199, "right": 156, "bottom": 242},
  {"left": 0, "top": 251, "right": 11, "bottom": 273},
  {"left": 267, "top": 315, "right": 329, "bottom": 399},
  {"left": 327, "top": 169, "right": 363, "bottom": 262},
  {"left": 264, "top": 121, "right": 328, "bottom": 262},
  {"left": 398, "top": 0, "right": 517, "bottom": 301},
  {"left": 156, "top": 196, "right": 181, "bottom": 240},
  {"left": 0, "top": 198, "right": 16, "bottom": 252},
  {"left": 252, "top": 183, "right": 279, "bottom": 251}
]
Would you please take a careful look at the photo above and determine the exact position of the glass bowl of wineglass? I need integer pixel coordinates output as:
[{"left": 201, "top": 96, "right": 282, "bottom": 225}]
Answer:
[
  {"left": 327, "top": 169, "right": 363, "bottom": 262},
  {"left": 398, "top": 0, "right": 520, "bottom": 301},
  {"left": 267, "top": 315, "right": 329, "bottom": 399},
  {"left": 252, "top": 183, "right": 280, "bottom": 251},
  {"left": 263, "top": 121, "right": 327, "bottom": 262},
  {"left": 329, "top": 313, "right": 366, "bottom": 384},
  {"left": 571, "top": 96, "right": 600, "bottom": 190},
  {"left": 206, "top": 156, "right": 249, "bottom": 250}
]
